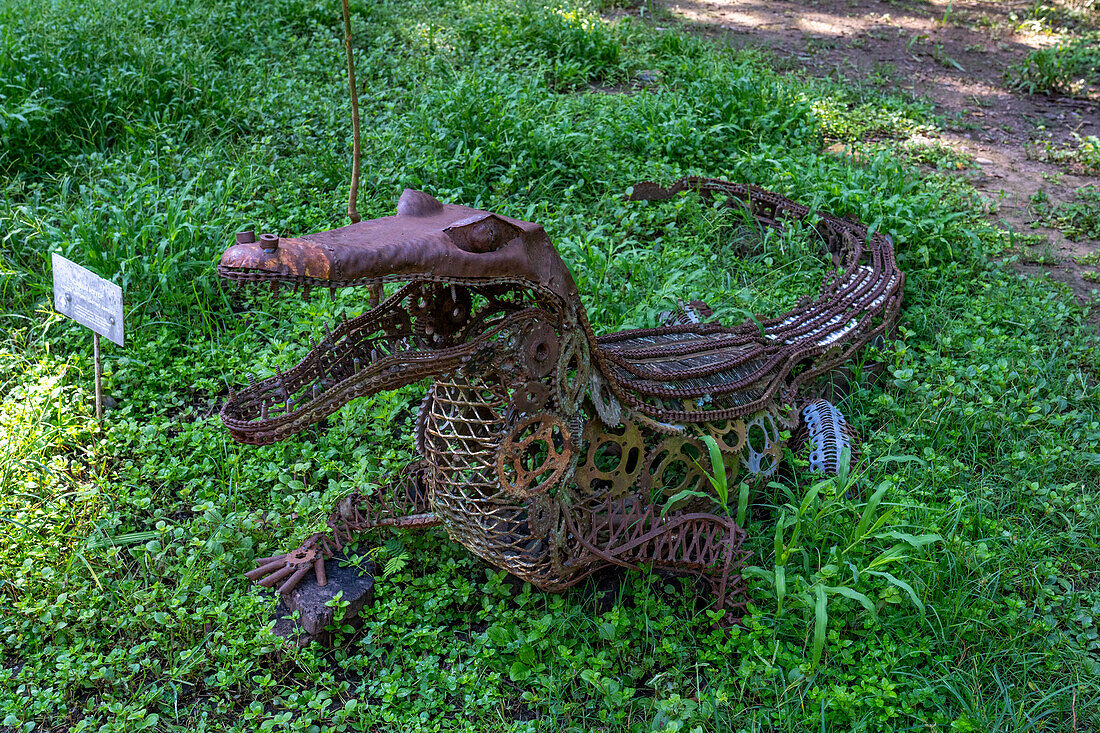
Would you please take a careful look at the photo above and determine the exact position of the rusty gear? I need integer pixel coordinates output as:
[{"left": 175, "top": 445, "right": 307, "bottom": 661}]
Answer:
[
  {"left": 512, "top": 381, "right": 551, "bottom": 414},
  {"left": 705, "top": 418, "right": 747, "bottom": 455},
  {"left": 496, "top": 413, "right": 573, "bottom": 499},
  {"left": 642, "top": 436, "right": 708, "bottom": 502},
  {"left": 522, "top": 322, "right": 559, "bottom": 378},
  {"left": 576, "top": 419, "right": 646, "bottom": 499}
]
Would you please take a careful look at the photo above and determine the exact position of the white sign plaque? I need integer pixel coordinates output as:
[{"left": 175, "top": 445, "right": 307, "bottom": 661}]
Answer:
[{"left": 52, "top": 253, "right": 124, "bottom": 346}]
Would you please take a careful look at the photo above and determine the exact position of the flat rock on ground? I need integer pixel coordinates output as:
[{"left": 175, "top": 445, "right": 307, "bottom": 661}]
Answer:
[{"left": 268, "top": 555, "right": 375, "bottom": 646}]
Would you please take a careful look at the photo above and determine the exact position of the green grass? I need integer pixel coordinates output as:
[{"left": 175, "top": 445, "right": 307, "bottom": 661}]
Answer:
[
  {"left": 1032, "top": 185, "right": 1100, "bottom": 241},
  {"left": 1004, "top": 34, "right": 1100, "bottom": 97},
  {"left": 2, "top": 0, "right": 1100, "bottom": 730},
  {"left": 1031, "top": 133, "right": 1100, "bottom": 176}
]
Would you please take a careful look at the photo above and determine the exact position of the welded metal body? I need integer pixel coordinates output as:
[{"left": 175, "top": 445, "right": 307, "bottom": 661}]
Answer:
[{"left": 221, "top": 178, "right": 904, "bottom": 615}]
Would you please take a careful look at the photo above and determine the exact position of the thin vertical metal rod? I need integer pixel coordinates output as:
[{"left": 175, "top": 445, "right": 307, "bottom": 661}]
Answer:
[
  {"left": 93, "top": 332, "right": 103, "bottom": 423},
  {"left": 341, "top": 0, "right": 361, "bottom": 225},
  {"left": 341, "top": 0, "right": 383, "bottom": 308}
]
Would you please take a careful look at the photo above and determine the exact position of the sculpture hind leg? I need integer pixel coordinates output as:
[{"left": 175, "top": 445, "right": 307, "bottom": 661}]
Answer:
[
  {"left": 564, "top": 501, "right": 751, "bottom": 618},
  {"left": 246, "top": 461, "right": 440, "bottom": 595}
]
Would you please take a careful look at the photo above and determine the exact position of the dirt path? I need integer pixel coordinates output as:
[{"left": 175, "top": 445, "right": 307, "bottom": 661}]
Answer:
[{"left": 648, "top": 0, "right": 1100, "bottom": 311}]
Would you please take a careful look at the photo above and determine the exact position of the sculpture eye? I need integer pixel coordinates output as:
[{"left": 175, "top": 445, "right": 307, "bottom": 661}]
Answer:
[{"left": 445, "top": 214, "right": 521, "bottom": 253}]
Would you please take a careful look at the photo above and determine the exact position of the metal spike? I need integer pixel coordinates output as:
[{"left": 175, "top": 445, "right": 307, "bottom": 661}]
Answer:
[
  {"left": 353, "top": 357, "right": 360, "bottom": 373},
  {"left": 261, "top": 403, "right": 268, "bottom": 419},
  {"left": 309, "top": 335, "right": 317, "bottom": 349},
  {"left": 303, "top": 284, "right": 312, "bottom": 300},
  {"left": 247, "top": 372, "right": 256, "bottom": 386},
  {"left": 330, "top": 286, "right": 337, "bottom": 302}
]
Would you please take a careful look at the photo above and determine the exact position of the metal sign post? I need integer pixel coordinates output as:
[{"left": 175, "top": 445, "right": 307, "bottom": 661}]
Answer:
[{"left": 51, "top": 254, "right": 124, "bottom": 425}]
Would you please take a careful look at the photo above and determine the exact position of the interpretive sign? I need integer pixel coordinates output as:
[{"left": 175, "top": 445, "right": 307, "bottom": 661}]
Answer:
[
  {"left": 52, "top": 253, "right": 124, "bottom": 423},
  {"left": 52, "top": 253, "right": 124, "bottom": 346}
]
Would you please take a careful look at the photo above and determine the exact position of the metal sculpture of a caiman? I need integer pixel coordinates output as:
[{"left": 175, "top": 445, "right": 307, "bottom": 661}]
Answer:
[{"left": 218, "top": 177, "right": 903, "bottom": 615}]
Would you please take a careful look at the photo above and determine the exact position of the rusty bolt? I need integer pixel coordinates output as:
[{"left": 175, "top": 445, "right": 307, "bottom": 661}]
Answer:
[
  {"left": 236, "top": 230, "right": 256, "bottom": 244},
  {"left": 259, "top": 233, "right": 279, "bottom": 252}
]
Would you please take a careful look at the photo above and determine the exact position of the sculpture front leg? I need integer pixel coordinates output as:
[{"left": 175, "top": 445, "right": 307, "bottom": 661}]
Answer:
[{"left": 246, "top": 461, "right": 440, "bottom": 595}]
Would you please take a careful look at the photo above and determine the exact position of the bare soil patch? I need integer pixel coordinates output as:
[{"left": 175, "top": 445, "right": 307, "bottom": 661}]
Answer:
[{"left": 641, "top": 0, "right": 1100, "bottom": 311}]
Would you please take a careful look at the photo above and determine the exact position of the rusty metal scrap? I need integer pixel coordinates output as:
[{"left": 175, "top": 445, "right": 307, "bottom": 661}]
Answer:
[{"left": 219, "top": 178, "right": 904, "bottom": 616}]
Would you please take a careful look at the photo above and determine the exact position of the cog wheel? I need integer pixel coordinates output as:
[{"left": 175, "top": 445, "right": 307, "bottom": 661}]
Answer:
[
  {"left": 575, "top": 419, "right": 646, "bottom": 499},
  {"left": 496, "top": 413, "right": 573, "bottom": 500},
  {"left": 742, "top": 411, "right": 781, "bottom": 477},
  {"left": 642, "top": 436, "right": 708, "bottom": 502},
  {"left": 512, "top": 381, "right": 551, "bottom": 414},
  {"left": 588, "top": 372, "right": 622, "bottom": 427},
  {"left": 704, "top": 418, "right": 747, "bottom": 455},
  {"left": 522, "top": 323, "right": 559, "bottom": 378},
  {"left": 554, "top": 332, "right": 588, "bottom": 415}
]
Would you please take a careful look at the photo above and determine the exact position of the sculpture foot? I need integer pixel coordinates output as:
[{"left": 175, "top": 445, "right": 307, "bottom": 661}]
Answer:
[
  {"left": 246, "top": 536, "right": 330, "bottom": 596},
  {"left": 245, "top": 463, "right": 440, "bottom": 597}
]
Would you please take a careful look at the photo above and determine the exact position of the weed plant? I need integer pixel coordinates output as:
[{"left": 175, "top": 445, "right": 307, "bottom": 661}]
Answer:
[
  {"left": 2, "top": 0, "right": 1100, "bottom": 730},
  {"left": 1005, "top": 34, "right": 1100, "bottom": 97},
  {"left": 1032, "top": 184, "right": 1100, "bottom": 240}
]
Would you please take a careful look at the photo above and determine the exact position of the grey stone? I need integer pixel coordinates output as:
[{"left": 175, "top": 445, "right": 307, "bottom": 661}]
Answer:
[{"left": 268, "top": 554, "right": 375, "bottom": 643}]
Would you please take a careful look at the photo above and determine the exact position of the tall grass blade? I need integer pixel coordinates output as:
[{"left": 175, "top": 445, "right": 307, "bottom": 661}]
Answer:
[{"left": 810, "top": 583, "right": 827, "bottom": 668}]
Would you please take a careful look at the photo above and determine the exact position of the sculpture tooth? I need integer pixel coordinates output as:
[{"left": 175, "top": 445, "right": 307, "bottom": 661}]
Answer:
[
  {"left": 303, "top": 284, "right": 312, "bottom": 300},
  {"left": 329, "top": 286, "right": 337, "bottom": 302},
  {"left": 247, "top": 372, "right": 256, "bottom": 387},
  {"left": 261, "top": 403, "right": 268, "bottom": 420},
  {"left": 309, "top": 335, "right": 317, "bottom": 350},
  {"left": 371, "top": 348, "right": 379, "bottom": 362},
  {"left": 353, "top": 357, "right": 360, "bottom": 373}
]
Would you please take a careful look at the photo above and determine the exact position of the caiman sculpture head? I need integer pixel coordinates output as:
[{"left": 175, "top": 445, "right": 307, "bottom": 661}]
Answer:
[
  {"left": 218, "top": 187, "right": 589, "bottom": 447},
  {"left": 220, "top": 178, "right": 903, "bottom": 613}
]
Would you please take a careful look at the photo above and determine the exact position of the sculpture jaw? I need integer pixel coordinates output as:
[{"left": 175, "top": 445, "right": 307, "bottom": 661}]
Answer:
[
  {"left": 216, "top": 189, "right": 585, "bottom": 446},
  {"left": 217, "top": 278, "right": 552, "bottom": 446}
]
